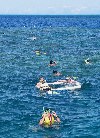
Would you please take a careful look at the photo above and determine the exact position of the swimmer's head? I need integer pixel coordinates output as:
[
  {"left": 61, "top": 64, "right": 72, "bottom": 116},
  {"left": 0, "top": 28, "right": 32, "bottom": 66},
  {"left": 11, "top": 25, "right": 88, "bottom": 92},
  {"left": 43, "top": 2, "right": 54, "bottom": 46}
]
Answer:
[
  {"left": 44, "top": 108, "right": 50, "bottom": 113},
  {"left": 85, "top": 58, "right": 91, "bottom": 64},
  {"left": 42, "top": 108, "right": 51, "bottom": 116},
  {"left": 53, "top": 70, "right": 57, "bottom": 74},
  {"left": 39, "top": 77, "right": 45, "bottom": 83},
  {"left": 87, "top": 59, "right": 90, "bottom": 62},
  {"left": 50, "top": 60, "right": 53, "bottom": 64}
]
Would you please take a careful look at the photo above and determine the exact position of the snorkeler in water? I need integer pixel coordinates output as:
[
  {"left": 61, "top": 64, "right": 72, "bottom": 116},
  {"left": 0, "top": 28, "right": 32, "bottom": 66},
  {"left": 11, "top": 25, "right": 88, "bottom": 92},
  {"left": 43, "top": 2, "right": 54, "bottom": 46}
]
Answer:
[
  {"left": 39, "top": 108, "right": 60, "bottom": 127},
  {"left": 49, "top": 60, "right": 57, "bottom": 66},
  {"left": 53, "top": 70, "right": 61, "bottom": 76},
  {"left": 84, "top": 58, "right": 91, "bottom": 64}
]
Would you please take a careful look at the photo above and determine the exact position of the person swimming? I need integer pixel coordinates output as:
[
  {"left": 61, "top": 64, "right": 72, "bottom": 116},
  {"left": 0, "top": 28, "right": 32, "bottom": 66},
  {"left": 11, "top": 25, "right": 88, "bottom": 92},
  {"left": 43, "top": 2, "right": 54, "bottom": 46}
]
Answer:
[
  {"left": 39, "top": 108, "right": 60, "bottom": 127},
  {"left": 33, "top": 50, "right": 40, "bottom": 56},
  {"left": 84, "top": 58, "right": 91, "bottom": 64},
  {"left": 49, "top": 60, "right": 57, "bottom": 66},
  {"left": 53, "top": 70, "right": 61, "bottom": 76}
]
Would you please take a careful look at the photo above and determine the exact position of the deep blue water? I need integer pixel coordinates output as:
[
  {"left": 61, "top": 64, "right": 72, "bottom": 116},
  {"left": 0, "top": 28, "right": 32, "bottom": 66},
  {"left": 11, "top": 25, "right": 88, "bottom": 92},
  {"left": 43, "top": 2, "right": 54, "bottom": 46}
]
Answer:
[{"left": 0, "top": 15, "right": 100, "bottom": 138}]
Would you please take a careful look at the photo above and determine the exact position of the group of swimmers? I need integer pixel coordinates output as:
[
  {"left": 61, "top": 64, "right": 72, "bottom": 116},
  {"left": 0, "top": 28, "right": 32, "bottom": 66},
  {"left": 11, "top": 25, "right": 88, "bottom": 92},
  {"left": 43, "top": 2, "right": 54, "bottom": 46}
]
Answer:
[
  {"left": 36, "top": 60, "right": 61, "bottom": 127},
  {"left": 36, "top": 58, "right": 90, "bottom": 127},
  {"left": 49, "top": 60, "right": 62, "bottom": 76}
]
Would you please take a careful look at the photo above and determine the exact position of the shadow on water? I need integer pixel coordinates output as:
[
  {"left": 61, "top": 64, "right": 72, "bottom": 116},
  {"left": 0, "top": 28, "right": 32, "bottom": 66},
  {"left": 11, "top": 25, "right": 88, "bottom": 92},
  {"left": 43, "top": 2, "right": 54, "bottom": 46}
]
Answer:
[{"left": 81, "top": 80, "right": 93, "bottom": 90}]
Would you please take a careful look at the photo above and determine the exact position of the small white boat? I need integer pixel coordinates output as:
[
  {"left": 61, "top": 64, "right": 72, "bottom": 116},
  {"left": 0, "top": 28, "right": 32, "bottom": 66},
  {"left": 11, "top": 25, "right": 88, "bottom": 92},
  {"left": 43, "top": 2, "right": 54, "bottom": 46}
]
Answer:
[{"left": 36, "top": 81, "right": 81, "bottom": 92}]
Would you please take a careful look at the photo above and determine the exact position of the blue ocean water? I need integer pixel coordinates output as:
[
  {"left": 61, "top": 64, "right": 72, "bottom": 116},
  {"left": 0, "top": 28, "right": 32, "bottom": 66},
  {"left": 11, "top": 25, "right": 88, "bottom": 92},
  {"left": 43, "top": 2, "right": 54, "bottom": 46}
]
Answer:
[{"left": 0, "top": 15, "right": 100, "bottom": 138}]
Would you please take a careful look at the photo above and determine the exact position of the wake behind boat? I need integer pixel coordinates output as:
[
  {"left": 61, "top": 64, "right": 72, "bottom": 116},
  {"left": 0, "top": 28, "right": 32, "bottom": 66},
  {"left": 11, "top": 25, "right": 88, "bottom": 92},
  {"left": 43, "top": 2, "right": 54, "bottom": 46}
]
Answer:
[{"left": 51, "top": 81, "right": 81, "bottom": 91}]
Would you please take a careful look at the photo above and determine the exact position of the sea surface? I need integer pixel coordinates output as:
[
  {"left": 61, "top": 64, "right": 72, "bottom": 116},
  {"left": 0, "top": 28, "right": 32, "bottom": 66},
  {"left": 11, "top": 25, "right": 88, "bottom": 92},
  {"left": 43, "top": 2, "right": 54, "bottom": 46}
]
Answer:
[{"left": 0, "top": 15, "right": 100, "bottom": 138}]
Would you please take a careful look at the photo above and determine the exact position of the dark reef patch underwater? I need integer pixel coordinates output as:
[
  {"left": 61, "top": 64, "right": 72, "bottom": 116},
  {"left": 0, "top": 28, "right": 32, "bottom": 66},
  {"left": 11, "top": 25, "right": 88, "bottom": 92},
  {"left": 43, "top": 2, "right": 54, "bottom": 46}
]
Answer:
[{"left": 0, "top": 15, "right": 100, "bottom": 138}]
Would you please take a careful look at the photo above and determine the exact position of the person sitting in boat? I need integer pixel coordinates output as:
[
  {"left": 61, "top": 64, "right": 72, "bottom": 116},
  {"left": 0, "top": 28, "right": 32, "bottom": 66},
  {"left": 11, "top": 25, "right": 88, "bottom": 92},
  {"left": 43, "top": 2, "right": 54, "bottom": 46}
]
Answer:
[
  {"left": 36, "top": 77, "right": 51, "bottom": 91},
  {"left": 49, "top": 60, "right": 57, "bottom": 66},
  {"left": 40, "top": 83, "right": 51, "bottom": 91},
  {"left": 36, "top": 77, "right": 46, "bottom": 88},
  {"left": 39, "top": 77, "right": 46, "bottom": 83},
  {"left": 53, "top": 70, "right": 61, "bottom": 76},
  {"left": 39, "top": 108, "right": 60, "bottom": 127}
]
